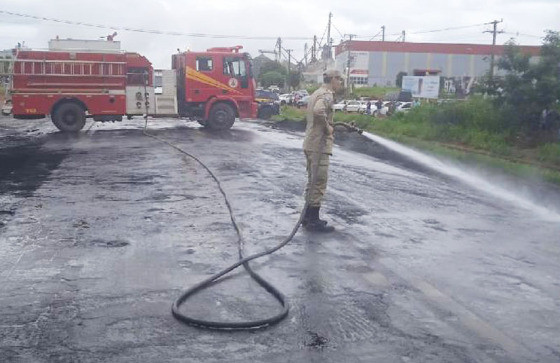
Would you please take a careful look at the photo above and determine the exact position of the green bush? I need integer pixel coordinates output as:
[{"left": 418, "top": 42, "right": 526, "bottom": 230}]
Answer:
[{"left": 537, "top": 143, "right": 560, "bottom": 165}]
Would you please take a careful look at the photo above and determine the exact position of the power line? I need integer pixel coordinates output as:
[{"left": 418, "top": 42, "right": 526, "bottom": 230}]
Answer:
[
  {"left": 331, "top": 22, "right": 345, "bottom": 41},
  {"left": 317, "top": 23, "right": 329, "bottom": 48},
  {"left": 357, "top": 22, "right": 488, "bottom": 40},
  {"left": 0, "top": 9, "right": 313, "bottom": 41},
  {"left": 411, "top": 22, "right": 488, "bottom": 35},
  {"left": 503, "top": 31, "right": 543, "bottom": 39},
  {"left": 368, "top": 30, "right": 382, "bottom": 41}
]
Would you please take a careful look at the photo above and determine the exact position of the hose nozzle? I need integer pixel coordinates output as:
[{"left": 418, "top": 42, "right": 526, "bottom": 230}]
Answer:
[{"left": 334, "top": 122, "right": 364, "bottom": 134}]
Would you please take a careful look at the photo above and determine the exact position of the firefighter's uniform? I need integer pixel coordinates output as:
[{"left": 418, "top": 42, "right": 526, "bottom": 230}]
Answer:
[
  {"left": 303, "top": 85, "right": 335, "bottom": 207},
  {"left": 302, "top": 69, "right": 344, "bottom": 232}
]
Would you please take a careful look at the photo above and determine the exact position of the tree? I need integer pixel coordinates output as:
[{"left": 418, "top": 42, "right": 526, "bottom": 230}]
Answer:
[
  {"left": 257, "top": 60, "right": 287, "bottom": 88},
  {"left": 395, "top": 71, "right": 407, "bottom": 88},
  {"left": 486, "top": 31, "right": 560, "bottom": 132},
  {"left": 258, "top": 60, "right": 286, "bottom": 78},
  {"left": 260, "top": 71, "right": 285, "bottom": 88},
  {"left": 288, "top": 70, "right": 302, "bottom": 89}
]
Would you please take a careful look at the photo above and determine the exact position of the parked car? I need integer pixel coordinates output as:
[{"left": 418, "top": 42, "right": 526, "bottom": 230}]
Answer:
[
  {"left": 333, "top": 100, "right": 349, "bottom": 112},
  {"left": 255, "top": 89, "right": 280, "bottom": 119},
  {"left": 278, "top": 93, "right": 293, "bottom": 105},
  {"left": 268, "top": 85, "right": 280, "bottom": 93},
  {"left": 296, "top": 95, "right": 310, "bottom": 108},
  {"left": 345, "top": 100, "right": 364, "bottom": 113},
  {"left": 395, "top": 101, "right": 413, "bottom": 113},
  {"left": 1, "top": 99, "right": 12, "bottom": 116},
  {"left": 358, "top": 102, "right": 368, "bottom": 114},
  {"left": 398, "top": 91, "right": 413, "bottom": 102}
]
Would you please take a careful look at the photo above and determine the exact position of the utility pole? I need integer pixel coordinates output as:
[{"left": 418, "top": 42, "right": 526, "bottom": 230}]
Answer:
[
  {"left": 276, "top": 37, "right": 282, "bottom": 63},
  {"left": 286, "top": 49, "right": 293, "bottom": 92},
  {"left": 325, "top": 12, "right": 333, "bottom": 60},
  {"left": 344, "top": 34, "right": 356, "bottom": 97},
  {"left": 304, "top": 43, "right": 308, "bottom": 66},
  {"left": 484, "top": 19, "right": 504, "bottom": 79},
  {"left": 381, "top": 25, "right": 385, "bottom": 41},
  {"left": 312, "top": 35, "right": 317, "bottom": 62}
]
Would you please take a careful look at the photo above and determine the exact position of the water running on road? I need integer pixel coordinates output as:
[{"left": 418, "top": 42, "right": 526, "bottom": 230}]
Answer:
[{"left": 362, "top": 131, "right": 560, "bottom": 222}]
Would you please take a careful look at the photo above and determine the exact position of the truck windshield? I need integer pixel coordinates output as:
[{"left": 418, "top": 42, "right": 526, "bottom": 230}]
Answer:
[{"left": 223, "top": 57, "right": 246, "bottom": 78}]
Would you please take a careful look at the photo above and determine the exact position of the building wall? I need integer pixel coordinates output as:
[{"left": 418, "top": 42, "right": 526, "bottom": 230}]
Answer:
[{"left": 336, "top": 49, "right": 499, "bottom": 87}]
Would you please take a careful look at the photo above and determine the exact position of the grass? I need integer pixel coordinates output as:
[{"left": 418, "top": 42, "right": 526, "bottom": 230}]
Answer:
[
  {"left": 272, "top": 105, "right": 560, "bottom": 186},
  {"left": 271, "top": 106, "right": 306, "bottom": 122},
  {"left": 351, "top": 86, "right": 400, "bottom": 99}
]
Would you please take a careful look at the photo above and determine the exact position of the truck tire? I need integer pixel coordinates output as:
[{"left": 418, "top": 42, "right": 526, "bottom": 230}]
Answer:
[
  {"left": 52, "top": 103, "right": 86, "bottom": 132},
  {"left": 207, "top": 103, "right": 235, "bottom": 130}
]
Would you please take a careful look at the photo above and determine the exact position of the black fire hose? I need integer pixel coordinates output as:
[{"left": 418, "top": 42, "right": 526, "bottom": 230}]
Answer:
[
  {"left": 142, "top": 117, "right": 362, "bottom": 330},
  {"left": 334, "top": 122, "right": 364, "bottom": 134}
]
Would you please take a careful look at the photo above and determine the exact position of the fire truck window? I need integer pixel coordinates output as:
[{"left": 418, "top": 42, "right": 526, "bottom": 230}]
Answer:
[
  {"left": 128, "top": 67, "right": 148, "bottom": 85},
  {"left": 196, "top": 57, "right": 213, "bottom": 72},
  {"left": 223, "top": 57, "right": 246, "bottom": 78}
]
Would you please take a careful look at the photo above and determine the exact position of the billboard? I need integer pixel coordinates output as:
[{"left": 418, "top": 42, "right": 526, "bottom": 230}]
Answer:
[
  {"left": 402, "top": 76, "right": 440, "bottom": 99},
  {"left": 442, "top": 76, "right": 475, "bottom": 98}
]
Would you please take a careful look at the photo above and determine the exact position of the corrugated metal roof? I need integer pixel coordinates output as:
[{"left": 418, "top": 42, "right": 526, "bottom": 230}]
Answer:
[{"left": 335, "top": 41, "right": 541, "bottom": 56}]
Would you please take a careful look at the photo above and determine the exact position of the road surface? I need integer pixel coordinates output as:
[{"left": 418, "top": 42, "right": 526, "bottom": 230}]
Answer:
[{"left": 1, "top": 116, "right": 559, "bottom": 362}]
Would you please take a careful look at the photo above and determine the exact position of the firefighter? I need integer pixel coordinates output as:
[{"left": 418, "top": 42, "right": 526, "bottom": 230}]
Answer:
[{"left": 302, "top": 69, "right": 345, "bottom": 232}]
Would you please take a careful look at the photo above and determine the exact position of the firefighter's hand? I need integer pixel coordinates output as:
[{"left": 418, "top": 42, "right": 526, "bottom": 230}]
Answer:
[
  {"left": 333, "top": 124, "right": 348, "bottom": 133},
  {"left": 333, "top": 122, "right": 363, "bottom": 134}
]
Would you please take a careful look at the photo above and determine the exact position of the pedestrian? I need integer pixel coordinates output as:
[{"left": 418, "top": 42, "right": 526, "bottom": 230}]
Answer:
[
  {"left": 302, "top": 69, "right": 345, "bottom": 232},
  {"left": 540, "top": 108, "right": 549, "bottom": 130},
  {"left": 366, "top": 100, "right": 372, "bottom": 115}
]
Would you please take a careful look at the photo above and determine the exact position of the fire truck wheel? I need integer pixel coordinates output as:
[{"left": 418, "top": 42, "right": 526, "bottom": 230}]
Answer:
[
  {"left": 207, "top": 103, "right": 235, "bottom": 130},
  {"left": 52, "top": 103, "right": 86, "bottom": 132}
]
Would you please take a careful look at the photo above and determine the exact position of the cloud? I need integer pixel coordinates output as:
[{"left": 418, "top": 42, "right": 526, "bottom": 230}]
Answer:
[{"left": 0, "top": 0, "right": 557, "bottom": 68}]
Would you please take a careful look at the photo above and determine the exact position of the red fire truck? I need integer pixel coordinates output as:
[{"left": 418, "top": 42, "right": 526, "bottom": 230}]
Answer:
[{"left": 7, "top": 39, "right": 258, "bottom": 132}]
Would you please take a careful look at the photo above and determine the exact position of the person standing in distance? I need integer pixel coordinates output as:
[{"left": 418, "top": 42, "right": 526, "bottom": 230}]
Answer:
[{"left": 302, "top": 69, "right": 345, "bottom": 232}]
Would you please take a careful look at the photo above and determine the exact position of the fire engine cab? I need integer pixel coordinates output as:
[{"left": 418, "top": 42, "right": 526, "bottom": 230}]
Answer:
[
  {"left": 7, "top": 39, "right": 257, "bottom": 132},
  {"left": 172, "top": 45, "right": 257, "bottom": 129}
]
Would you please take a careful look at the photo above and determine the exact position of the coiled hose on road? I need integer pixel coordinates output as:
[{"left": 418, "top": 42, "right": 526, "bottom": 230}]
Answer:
[{"left": 142, "top": 115, "right": 361, "bottom": 330}]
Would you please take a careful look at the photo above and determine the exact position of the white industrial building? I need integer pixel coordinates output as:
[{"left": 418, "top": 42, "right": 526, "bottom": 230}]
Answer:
[{"left": 334, "top": 41, "right": 541, "bottom": 90}]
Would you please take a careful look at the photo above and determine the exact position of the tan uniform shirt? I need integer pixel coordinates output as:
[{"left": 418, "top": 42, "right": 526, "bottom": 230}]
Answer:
[{"left": 303, "top": 86, "right": 334, "bottom": 154}]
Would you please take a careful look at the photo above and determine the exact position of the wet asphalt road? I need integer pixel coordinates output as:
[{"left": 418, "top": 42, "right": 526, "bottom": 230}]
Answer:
[{"left": 1, "top": 116, "right": 560, "bottom": 362}]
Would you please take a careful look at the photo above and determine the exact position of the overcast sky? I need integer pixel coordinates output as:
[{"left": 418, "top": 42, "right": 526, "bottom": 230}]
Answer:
[{"left": 1, "top": 0, "right": 558, "bottom": 68}]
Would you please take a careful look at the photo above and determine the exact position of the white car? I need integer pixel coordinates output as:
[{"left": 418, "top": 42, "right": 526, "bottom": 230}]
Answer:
[
  {"left": 345, "top": 100, "right": 364, "bottom": 113},
  {"left": 333, "top": 100, "right": 349, "bottom": 112},
  {"left": 396, "top": 101, "right": 413, "bottom": 113},
  {"left": 296, "top": 95, "right": 310, "bottom": 108},
  {"left": 278, "top": 93, "right": 292, "bottom": 105},
  {"left": 1, "top": 100, "right": 12, "bottom": 116}
]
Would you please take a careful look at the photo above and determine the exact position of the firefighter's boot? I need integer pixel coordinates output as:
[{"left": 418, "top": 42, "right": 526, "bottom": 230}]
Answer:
[
  {"left": 304, "top": 206, "right": 334, "bottom": 233},
  {"left": 302, "top": 206, "right": 327, "bottom": 227},
  {"left": 301, "top": 207, "right": 327, "bottom": 227}
]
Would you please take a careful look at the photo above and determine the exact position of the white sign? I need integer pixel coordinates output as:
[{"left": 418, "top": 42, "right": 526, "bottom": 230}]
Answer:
[{"left": 402, "top": 76, "right": 440, "bottom": 99}]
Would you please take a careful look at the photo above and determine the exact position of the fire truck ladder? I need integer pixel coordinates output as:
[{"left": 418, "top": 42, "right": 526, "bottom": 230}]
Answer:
[{"left": 13, "top": 58, "right": 126, "bottom": 88}]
